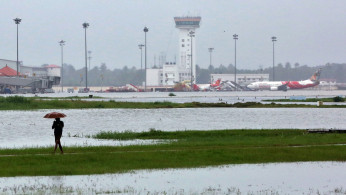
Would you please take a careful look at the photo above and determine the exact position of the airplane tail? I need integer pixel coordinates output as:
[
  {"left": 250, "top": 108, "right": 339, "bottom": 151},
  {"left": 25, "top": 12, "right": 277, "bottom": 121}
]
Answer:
[
  {"left": 211, "top": 79, "right": 221, "bottom": 87},
  {"left": 193, "top": 84, "right": 200, "bottom": 91},
  {"left": 310, "top": 68, "right": 322, "bottom": 81}
]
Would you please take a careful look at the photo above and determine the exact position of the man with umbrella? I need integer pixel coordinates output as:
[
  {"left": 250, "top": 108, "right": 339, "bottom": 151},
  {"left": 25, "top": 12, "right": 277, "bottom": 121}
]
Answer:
[
  {"left": 44, "top": 112, "right": 66, "bottom": 154},
  {"left": 52, "top": 118, "right": 64, "bottom": 154}
]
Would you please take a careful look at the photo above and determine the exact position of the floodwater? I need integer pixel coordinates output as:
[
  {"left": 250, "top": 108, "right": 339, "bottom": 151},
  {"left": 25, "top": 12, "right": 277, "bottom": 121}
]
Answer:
[
  {"left": 0, "top": 161, "right": 345, "bottom": 194},
  {"left": 1, "top": 91, "right": 346, "bottom": 194},
  {"left": 5, "top": 90, "right": 346, "bottom": 104},
  {"left": 1, "top": 107, "right": 346, "bottom": 148}
]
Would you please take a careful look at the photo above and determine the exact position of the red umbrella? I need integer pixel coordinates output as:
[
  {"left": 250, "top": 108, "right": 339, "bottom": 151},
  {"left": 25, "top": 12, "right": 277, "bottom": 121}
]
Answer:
[{"left": 44, "top": 112, "right": 67, "bottom": 118}]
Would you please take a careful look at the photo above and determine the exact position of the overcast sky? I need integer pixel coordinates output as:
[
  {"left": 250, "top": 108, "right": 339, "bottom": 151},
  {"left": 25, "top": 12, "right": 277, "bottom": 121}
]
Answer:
[{"left": 1, "top": 0, "right": 345, "bottom": 70}]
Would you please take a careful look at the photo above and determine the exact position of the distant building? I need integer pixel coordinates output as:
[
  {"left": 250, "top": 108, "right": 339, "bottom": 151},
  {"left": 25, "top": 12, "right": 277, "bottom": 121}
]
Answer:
[
  {"left": 0, "top": 59, "right": 21, "bottom": 73},
  {"left": 146, "top": 16, "right": 201, "bottom": 87},
  {"left": 210, "top": 74, "right": 270, "bottom": 86},
  {"left": 0, "top": 59, "right": 61, "bottom": 93}
]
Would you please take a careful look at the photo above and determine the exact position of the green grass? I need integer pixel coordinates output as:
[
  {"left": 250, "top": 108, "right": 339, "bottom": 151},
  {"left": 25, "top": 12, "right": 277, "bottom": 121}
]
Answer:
[
  {"left": 1, "top": 96, "right": 346, "bottom": 110},
  {"left": 0, "top": 129, "right": 345, "bottom": 177}
]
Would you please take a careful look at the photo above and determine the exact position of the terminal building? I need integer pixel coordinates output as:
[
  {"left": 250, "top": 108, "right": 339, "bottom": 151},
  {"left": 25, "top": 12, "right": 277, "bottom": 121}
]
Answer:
[
  {"left": 146, "top": 16, "right": 201, "bottom": 87},
  {"left": 0, "top": 58, "right": 61, "bottom": 93},
  {"left": 210, "top": 73, "right": 270, "bottom": 86}
]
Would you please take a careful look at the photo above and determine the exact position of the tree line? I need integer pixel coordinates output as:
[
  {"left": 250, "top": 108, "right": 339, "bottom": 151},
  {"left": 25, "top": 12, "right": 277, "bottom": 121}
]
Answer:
[{"left": 58, "top": 62, "right": 346, "bottom": 86}]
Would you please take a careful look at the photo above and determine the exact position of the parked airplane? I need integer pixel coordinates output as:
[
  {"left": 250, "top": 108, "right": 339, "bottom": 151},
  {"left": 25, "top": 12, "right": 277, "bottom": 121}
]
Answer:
[
  {"left": 247, "top": 68, "right": 322, "bottom": 91},
  {"left": 193, "top": 79, "right": 221, "bottom": 91}
]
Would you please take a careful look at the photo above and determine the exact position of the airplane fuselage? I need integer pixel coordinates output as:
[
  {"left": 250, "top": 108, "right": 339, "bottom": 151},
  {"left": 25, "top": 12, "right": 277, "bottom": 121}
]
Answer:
[{"left": 248, "top": 80, "right": 319, "bottom": 91}]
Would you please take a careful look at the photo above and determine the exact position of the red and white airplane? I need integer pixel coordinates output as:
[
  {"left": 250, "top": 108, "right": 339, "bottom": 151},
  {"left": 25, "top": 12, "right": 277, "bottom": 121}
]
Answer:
[
  {"left": 247, "top": 68, "right": 322, "bottom": 91},
  {"left": 193, "top": 79, "right": 221, "bottom": 91}
]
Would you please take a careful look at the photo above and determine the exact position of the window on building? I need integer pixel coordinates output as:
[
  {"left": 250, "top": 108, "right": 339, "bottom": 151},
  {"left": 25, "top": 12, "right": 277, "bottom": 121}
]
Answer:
[
  {"left": 182, "top": 44, "right": 185, "bottom": 47},
  {"left": 182, "top": 39, "right": 185, "bottom": 42}
]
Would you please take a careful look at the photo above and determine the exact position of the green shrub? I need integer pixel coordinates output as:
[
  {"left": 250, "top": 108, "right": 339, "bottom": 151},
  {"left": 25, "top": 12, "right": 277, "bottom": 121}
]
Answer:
[
  {"left": 5, "top": 96, "right": 31, "bottom": 104},
  {"left": 333, "top": 96, "right": 345, "bottom": 102}
]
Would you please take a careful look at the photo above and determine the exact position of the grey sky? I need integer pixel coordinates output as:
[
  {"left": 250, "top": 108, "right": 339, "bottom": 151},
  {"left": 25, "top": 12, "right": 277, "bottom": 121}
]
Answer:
[{"left": 1, "top": 0, "right": 345, "bottom": 70}]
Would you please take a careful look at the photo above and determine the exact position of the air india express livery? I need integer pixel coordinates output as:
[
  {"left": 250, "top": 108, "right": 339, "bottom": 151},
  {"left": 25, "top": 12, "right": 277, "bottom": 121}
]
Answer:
[
  {"left": 193, "top": 79, "right": 221, "bottom": 91},
  {"left": 247, "top": 68, "right": 321, "bottom": 91}
]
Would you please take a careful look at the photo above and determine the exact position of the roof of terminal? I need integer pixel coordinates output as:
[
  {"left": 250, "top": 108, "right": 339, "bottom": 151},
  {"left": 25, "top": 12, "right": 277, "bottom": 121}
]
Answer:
[
  {"left": 45, "top": 64, "right": 60, "bottom": 68},
  {"left": 0, "top": 65, "right": 20, "bottom": 76}
]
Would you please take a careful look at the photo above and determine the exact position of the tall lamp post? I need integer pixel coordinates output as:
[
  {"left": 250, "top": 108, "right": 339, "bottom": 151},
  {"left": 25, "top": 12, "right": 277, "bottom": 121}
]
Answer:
[
  {"left": 271, "top": 36, "right": 277, "bottom": 81},
  {"left": 188, "top": 31, "right": 195, "bottom": 86},
  {"left": 59, "top": 40, "right": 65, "bottom": 92},
  {"left": 88, "top": 50, "right": 92, "bottom": 71},
  {"left": 83, "top": 22, "right": 89, "bottom": 90},
  {"left": 233, "top": 34, "right": 238, "bottom": 87},
  {"left": 208, "top": 48, "right": 214, "bottom": 67},
  {"left": 143, "top": 27, "right": 148, "bottom": 92},
  {"left": 14, "top": 18, "right": 21, "bottom": 76},
  {"left": 138, "top": 44, "right": 144, "bottom": 70}
]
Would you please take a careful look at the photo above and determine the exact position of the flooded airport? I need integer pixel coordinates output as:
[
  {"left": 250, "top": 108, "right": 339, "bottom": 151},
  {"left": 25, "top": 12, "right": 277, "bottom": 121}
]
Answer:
[
  {"left": 1, "top": 107, "right": 346, "bottom": 148},
  {"left": 1, "top": 90, "right": 346, "bottom": 194}
]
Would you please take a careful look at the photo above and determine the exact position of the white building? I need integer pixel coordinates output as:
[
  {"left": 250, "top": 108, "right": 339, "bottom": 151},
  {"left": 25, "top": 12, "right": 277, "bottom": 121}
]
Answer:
[
  {"left": 174, "top": 16, "right": 201, "bottom": 84},
  {"left": 146, "top": 16, "right": 201, "bottom": 86},
  {"left": 211, "top": 74, "right": 270, "bottom": 85},
  {"left": 0, "top": 59, "right": 21, "bottom": 73},
  {"left": 146, "top": 68, "right": 162, "bottom": 86}
]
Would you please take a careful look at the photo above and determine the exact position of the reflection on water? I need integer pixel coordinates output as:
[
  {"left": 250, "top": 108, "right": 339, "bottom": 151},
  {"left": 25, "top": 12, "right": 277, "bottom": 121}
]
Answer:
[
  {"left": 0, "top": 162, "right": 345, "bottom": 194},
  {"left": 1, "top": 108, "right": 346, "bottom": 148}
]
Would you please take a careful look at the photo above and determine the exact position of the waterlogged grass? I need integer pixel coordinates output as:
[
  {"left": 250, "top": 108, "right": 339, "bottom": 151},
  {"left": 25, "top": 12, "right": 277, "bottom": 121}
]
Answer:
[
  {"left": 1, "top": 96, "right": 346, "bottom": 110},
  {"left": 0, "top": 129, "right": 346, "bottom": 177},
  {"left": 265, "top": 96, "right": 345, "bottom": 102},
  {"left": 95, "top": 129, "right": 346, "bottom": 147}
]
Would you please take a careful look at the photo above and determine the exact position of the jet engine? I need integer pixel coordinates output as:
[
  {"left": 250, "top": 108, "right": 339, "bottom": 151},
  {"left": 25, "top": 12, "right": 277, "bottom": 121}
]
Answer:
[{"left": 270, "top": 87, "right": 278, "bottom": 91}]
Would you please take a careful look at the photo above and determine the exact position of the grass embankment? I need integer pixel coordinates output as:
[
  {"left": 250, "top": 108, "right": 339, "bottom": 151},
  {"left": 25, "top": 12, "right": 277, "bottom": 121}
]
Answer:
[
  {"left": 0, "top": 129, "right": 345, "bottom": 177},
  {"left": 265, "top": 96, "right": 345, "bottom": 102},
  {"left": 1, "top": 96, "right": 346, "bottom": 110}
]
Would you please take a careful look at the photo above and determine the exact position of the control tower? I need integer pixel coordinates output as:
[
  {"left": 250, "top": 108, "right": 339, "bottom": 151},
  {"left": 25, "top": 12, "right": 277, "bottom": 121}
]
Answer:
[{"left": 174, "top": 16, "right": 201, "bottom": 84}]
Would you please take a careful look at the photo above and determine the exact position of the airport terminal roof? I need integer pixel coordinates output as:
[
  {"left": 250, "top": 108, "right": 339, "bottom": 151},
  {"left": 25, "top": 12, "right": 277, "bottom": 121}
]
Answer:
[
  {"left": 45, "top": 64, "right": 60, "bottom": 68},
  {"left": 0, "top": 65, "right": 20, "bottom": 76}
]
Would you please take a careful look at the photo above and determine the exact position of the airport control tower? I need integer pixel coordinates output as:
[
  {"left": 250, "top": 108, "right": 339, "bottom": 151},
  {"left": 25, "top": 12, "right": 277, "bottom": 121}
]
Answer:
[{"left": 174, "top": 16, "right": 201, "bottom": 84}]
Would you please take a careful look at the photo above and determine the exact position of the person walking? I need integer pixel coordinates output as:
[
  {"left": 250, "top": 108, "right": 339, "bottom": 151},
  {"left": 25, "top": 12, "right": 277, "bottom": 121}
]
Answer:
[{"left": 52, "top": 118, "right": 64, "bottom": 154}]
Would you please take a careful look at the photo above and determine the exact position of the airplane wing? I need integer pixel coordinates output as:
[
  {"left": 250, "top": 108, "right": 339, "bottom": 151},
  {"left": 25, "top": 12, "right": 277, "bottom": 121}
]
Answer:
[{"left": 277, "top": 81, "right": 289, "bottom": 91}]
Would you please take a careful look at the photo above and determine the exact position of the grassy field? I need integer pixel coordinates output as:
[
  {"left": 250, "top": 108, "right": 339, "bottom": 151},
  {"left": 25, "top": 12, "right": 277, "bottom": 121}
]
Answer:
[
  {"left": 0, "top": 129, "right": 345, "bottom": 177},
  {"left": 1, "top": 96, "right": 346, "bottom": 110}
]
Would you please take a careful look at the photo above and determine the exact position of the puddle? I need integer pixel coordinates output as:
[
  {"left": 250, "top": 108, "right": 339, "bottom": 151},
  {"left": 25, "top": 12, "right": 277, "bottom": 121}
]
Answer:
[{"left": 0, "top": 161, "right": 345, "bottom": 194}]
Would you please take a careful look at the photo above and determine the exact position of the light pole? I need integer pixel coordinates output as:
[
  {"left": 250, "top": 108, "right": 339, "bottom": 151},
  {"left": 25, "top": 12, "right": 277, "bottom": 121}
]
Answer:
[
  {"left": 138, "top": 44, "right": 144, "bottom": 70},
  {"left": 83, "top": 22, "right": 89, "bottom": 90},
  {"left": 188, "top": 31, "right": 195, "bottom": 86},
  {"left": 14, "top": 18, "right": 21, "bottom": 76},
  {"left": 272, "top": 36, "right": 277, "bottom": 81},
  {"left": 208, "top": 48, "right": 214, "bottom": 67},
  {"left": 88, "top": 50, "right": 92, "bottom": 71},
  {"left": 143, "top": 27, "right": 148, "bottom": 92},
  {"left": 233, "top": 34, "right": 238, "bottom": 86},
  {"left": 59, "top": 40, "right": 65, "bottom": 92}
]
